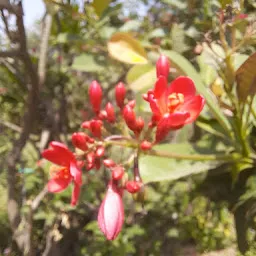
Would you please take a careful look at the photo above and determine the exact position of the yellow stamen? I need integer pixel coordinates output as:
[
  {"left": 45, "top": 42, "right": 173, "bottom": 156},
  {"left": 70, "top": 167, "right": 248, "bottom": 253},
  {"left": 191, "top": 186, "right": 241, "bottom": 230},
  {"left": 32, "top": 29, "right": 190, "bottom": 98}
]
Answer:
[{"left": 168, "top": 93, "right": 184, "bottom": 112}]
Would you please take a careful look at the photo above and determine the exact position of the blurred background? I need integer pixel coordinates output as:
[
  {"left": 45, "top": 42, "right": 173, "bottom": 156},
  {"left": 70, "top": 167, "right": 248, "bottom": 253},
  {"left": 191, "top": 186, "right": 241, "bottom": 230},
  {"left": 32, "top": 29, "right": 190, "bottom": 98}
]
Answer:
[{"left": 0, "top": 0, "right": 255, "bottom": 255}]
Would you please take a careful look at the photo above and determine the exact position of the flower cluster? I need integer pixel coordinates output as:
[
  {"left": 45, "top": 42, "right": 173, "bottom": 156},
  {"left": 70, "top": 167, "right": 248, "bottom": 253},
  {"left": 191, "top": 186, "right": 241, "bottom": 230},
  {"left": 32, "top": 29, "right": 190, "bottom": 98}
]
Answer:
[{"left": 42, "top": 55, "right": 205, "bottom": 240}]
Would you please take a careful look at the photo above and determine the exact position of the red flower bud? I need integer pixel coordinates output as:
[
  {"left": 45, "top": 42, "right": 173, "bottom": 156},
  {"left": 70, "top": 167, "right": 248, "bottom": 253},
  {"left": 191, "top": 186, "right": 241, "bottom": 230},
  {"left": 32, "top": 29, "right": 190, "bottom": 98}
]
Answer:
[
  {"left": 90, "top": 120, "right": 102, "bottom": 138},
  {"left": 98, "top": 110, "right": 107, "bottom": 120},
  {"left": 156, "top": 55, "right": 170, "bottom": 78},
  {"left": 112, "top": 166, "right": 124, "bottom": 180},
  {"left": 127, "top": 100, "right": 136, "bottom": 109},
  {"left": 89, "top": 80, "right": 102, "bottom": 114},
  {"left": 95, "top": 158, "right": 101, "bottom": 170},
  {"left": 103, "top": 159, "right": 116, "bottom": 168},
  {"left": 126, "top": 181, "right": 142, "bottom": 194},
  {"left": 81, "top": 121, "right": 91, "bottom": 129},
  {"left": 98, "top": 182, "right": 124, "bottom": 240},
  {"left": 105, "top": 102, "right": 115, "bottom": 123},
  {"left": 136, "top": 117, "right": 144, "bottom": 134},
  {"left": 72, "top": 132, "right": 88, "bottom": 151},
  {"left": 87, "top": 152, "right": 95, "bottom": 164},
  {"left": 140, "top": 140, "right": 152, "bottom": 151},
  {"left": 123, "top": 105, "right": 136, "bottom": 131},
  {"left": 96, "top": 146, "right": 105, "bottom": 158},
  {"left": 115, "top": 82, "right": 126, "bottom": 109}
]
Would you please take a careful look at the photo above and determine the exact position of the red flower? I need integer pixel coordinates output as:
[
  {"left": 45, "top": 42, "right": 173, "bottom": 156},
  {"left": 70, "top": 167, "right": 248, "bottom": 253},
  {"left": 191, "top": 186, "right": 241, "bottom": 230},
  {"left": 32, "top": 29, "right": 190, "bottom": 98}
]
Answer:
[
  {"left": 98, "top": 182, "right": 124, "bottom": 240},
  {"left": 42, "top": 141, "right": 82, "bottom": 205},
  {"left": 145, "top": 75, "right": 205, "bottom": 142}
]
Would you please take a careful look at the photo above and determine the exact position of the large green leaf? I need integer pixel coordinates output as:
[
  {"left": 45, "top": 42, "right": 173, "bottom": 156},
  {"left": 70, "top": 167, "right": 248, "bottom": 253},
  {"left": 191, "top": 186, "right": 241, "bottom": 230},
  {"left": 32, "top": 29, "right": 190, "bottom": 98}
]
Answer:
[
  {"left": 120, "top": 20, "right": 142, "bottom": 32},
  {"left": 161, "top": 50, "right": 232, "bottom": 137},
  {"left": 126, "top": 64, "right": 156, "bottom": 92},
  {"left": 140, "top": 143, "right": 222, "bottom": 184},
  {"left": 72, "top": 54, "right": 104, "bottom": 72}
]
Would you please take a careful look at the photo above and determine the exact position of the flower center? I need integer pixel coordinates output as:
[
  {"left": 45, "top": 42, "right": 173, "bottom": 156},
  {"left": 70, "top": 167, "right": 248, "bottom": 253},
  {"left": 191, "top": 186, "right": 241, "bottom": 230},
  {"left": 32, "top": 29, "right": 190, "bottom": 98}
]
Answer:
[
  {"left": 167, "top": 93, "right": 184, "bottom": 113},
  {"left": 49, "top": 165, "right": 70, "bottom": 180}
]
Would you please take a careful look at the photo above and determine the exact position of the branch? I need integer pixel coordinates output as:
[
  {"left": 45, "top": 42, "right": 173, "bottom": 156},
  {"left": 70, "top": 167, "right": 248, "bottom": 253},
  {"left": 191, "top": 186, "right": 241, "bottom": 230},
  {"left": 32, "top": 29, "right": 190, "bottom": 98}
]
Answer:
[
  {"left": 31, "top": 186, "right": 48, "bottom": 211},
  {"left": 0, "top": 50, "right": 21, "bottom": 57}
]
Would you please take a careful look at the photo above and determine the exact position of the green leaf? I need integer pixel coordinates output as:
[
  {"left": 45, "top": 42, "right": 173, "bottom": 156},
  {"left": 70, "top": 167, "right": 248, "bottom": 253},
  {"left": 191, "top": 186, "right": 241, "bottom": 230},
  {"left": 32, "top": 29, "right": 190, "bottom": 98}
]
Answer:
[
  {"left": 161, "top": 50, "right": 232, "bottom": 137},
  {"left": 236, "top": 52, "right": 256, "bottom": 101},
  {"left": 92, "top": 0, "right": 111, "bottom": 17},
  {"left": 148, "top": 28, "right": 166, "bottom": 39},
  {"left": 126, "top": 64, "right": 156, "bottom": 92},
  {"left": 120, "top": 20, "right": 142, "bottom": 32},
  {"left": 162, "top": 0, "right": 186, "bottom": 9},
  {"left": 108, "top": 32, "right": 148, "bottom": 64},
  {"left": 170, "top": 24, "right": 189, "bottom": 53},
  {"left": 140, "top": 143, "right": 221, "bottom": 184},
  {"left": 55, "top": 33, "right": 82, "bottom": 44},
  {"left": 72, "top": 54, "right": 104, "bottom": 72}
]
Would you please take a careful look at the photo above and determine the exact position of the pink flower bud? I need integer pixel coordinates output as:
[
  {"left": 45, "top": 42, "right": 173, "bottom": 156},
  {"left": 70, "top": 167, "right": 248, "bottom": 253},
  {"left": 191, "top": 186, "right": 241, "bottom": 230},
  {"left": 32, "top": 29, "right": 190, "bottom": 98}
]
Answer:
[
  {"left": 72, "top": 132, "right": 88, "bottom": 151},
  {"left": 90, "top": 120, "right": 102, "bottom": 138},
  {"left": 81, "top": 121, "right": 91, "bottom": 129},
  {"left": 140, "top": 140, "right": 152, "bottom": 151},
  {"left": 98, "top": 182, "right": 124, "bottom": 240},
  {"left": 105, "top": 102, "right": 115, "bottom": 123},
  {"left": 96, "top": 146, "right": 105, "bottom": 158},
  {"left": 115, "top": 82, "right": 126, "bottom": 109},
  {"left": 136, "top": 117, "right": 144, "bottom": 134},
  {"left": 89, "top": 80, "right": 102, "bottom": 114},
  {"left": 103, "top": 159, "right": 116, "bottom": 168},
  {"left": 123, "top": 105, "right": 136, "bottom": 131},
  {"left": 156, "top": 55, "right": 170, "bottom": 78},
  {"left": 112, "top": 166, "right": 125, "bottom": 180},
  {"left": 126, "top": 181, "right": 142, "bottom": 194}
]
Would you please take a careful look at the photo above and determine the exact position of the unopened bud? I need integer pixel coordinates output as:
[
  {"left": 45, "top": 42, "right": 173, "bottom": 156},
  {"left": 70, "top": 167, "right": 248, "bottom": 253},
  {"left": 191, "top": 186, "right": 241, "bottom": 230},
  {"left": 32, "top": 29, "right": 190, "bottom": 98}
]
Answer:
[
  {"left": 96, "top": 146, "right": 105, "bottom": 158},
  {"left": 72, "top": 132, "right": 88, "bottom": 151},
  {"left": 87, "top": 152, "right": 95, "bottom": 164},
  {"left": 115, "top": 82, "right": 126, "bottom": 109},
  {"left": 105, "top": 102, "right": 115, "bottom": 123},
  {"left": 89, "top": 80, "right": 102, "bottom": 114},
  {"left": 140, "top": 140, "right": 152, "bottom": 151},
  {"left": 123, "top": 105, "right": 136, "bottom": 131},
  {"left": 98, "top": 110, "right": 107, "bottom": 120},
  {"left": 95, "top": 158, "right": 101, "bottom": 170},
  {"left": 81, "top": 121, "right": 91, "bottom": 129},
  {"left": 127, "top": 100, "right": 136, "bottom": 109},
  {"left": 136, "top": 117, "right": 144, "bottom": 134},
  {"left": 112, "top": 166, "right": 125, "bottom": 180},
  {"left": 103, "top": 159, "right": 116, "bottom": 168},
  {"left": 90, "top": 120, "right": 102, "bottom": 138},
  {"left": 126, "top": 181, "right": 142, "bottom": 194},
  {"left": 156, "top": 55, "right": 170, "bottom": 78}
]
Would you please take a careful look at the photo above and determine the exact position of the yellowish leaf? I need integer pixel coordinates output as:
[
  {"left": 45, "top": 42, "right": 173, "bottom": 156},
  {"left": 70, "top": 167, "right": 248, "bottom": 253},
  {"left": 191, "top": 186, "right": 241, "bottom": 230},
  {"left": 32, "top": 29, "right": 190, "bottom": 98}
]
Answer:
[
  {"left": 92, "top": 0, "right": 111, "bottom": 17},
  {"left": 108, "top": 32, "right": 148, "bottom": 64}
]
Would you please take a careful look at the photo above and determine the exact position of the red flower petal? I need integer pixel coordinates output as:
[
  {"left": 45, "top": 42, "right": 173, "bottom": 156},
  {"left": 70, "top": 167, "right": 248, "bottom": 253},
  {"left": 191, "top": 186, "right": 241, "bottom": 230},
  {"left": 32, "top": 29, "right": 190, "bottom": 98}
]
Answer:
[
  {"left": 42, "top": 141, "right": 75, "bottom": 167},
  {"left": 153, "top": 76, "right": 168, "bottom": 99},
  {"left": 70, "top": 162, "right": 82, "bottom": 185},
  {"left": 168, "top": 76, "right": 196, "bottom": 99},
  {"left": 155, "top": 112, "right": 190, "bottom": 142},
  {"left": 71, "top": 182, "right": 81, "bottom": 206},
  {"left": 47, "top": 177, "right": 71, "bottom": 193},
  {"left": 178, "top": 95, "right": 205, "bottom": 124}
]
